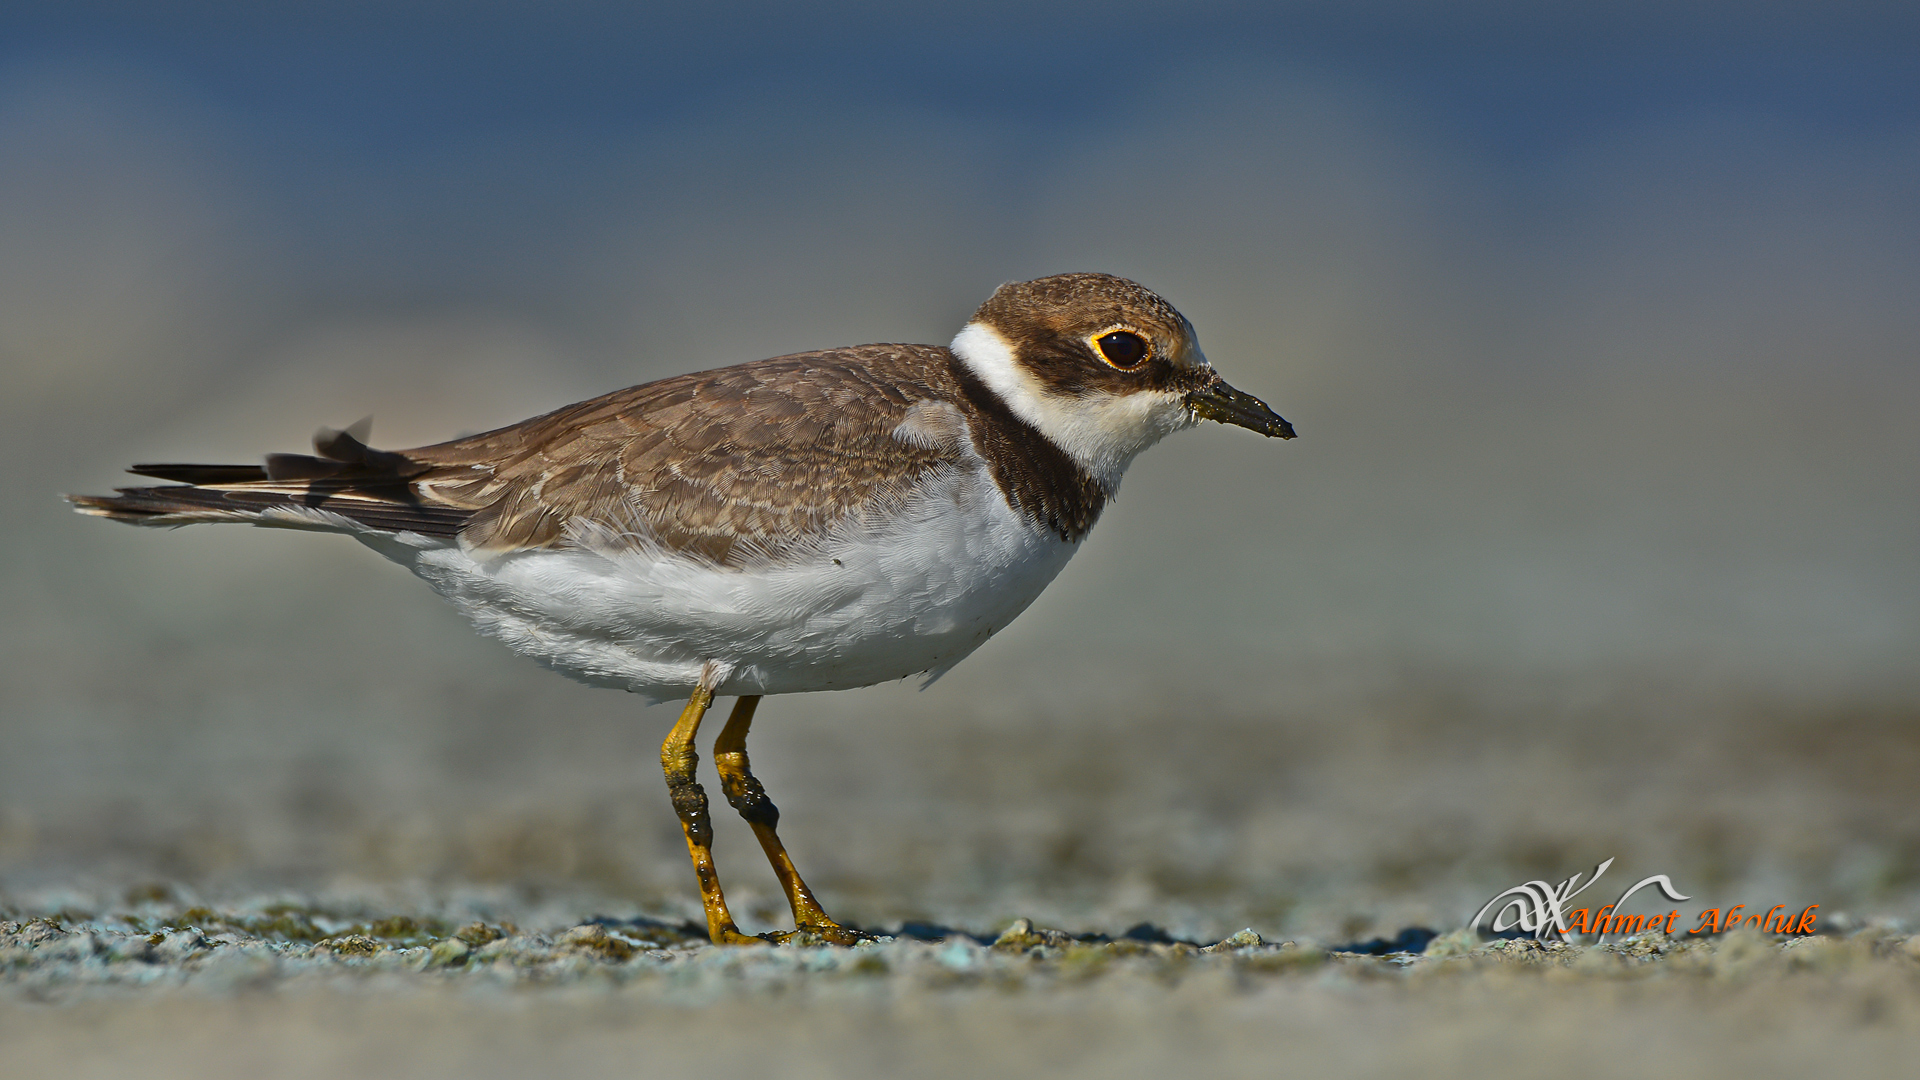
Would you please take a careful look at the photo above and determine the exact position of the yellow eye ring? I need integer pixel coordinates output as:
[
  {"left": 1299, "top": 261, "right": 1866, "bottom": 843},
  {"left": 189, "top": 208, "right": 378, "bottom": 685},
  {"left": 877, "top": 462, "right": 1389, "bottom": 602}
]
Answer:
[{"left": 1090, "top": 328, "right": 1152, "bottom": 370}]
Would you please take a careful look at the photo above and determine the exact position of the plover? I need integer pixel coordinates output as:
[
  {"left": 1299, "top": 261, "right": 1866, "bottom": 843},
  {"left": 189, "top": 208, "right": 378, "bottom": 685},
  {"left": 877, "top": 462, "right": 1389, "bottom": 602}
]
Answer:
[{"left": 71, "top": 272, "right": 1293, "bottom": 945}]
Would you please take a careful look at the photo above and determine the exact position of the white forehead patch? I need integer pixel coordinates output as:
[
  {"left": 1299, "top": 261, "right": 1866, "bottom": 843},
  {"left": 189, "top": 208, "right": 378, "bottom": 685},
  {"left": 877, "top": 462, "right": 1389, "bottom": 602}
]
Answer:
[{"left": 950, "top": 321, "right": 1195, "bottom": 492}]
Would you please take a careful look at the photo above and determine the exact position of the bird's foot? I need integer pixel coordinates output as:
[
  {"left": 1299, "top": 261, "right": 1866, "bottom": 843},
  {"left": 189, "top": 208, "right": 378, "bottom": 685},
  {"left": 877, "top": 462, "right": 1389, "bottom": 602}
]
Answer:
[{"left": 761, "top": 922, "right": 880, "bottom": 947}]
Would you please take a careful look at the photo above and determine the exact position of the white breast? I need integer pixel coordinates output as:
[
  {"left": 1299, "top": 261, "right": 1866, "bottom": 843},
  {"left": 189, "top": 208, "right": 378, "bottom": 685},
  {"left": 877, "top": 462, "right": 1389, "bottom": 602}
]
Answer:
[{"left": 377, "top": 453, "right": 1080, "bottom": 702}]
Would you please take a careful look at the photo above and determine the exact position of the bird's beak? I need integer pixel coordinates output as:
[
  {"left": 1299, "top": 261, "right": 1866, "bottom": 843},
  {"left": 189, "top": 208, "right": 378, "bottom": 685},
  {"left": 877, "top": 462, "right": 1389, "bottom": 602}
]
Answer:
[{"left": 1185, "top": 376, "right": 1296, "bottom": 439}]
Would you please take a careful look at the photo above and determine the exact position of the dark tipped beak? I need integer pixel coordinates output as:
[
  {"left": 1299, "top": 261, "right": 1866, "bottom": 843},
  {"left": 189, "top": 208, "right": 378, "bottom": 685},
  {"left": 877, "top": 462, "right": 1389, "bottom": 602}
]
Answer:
[{"left": 1185, "top": 376, "right": 1296, "bottom": 439}]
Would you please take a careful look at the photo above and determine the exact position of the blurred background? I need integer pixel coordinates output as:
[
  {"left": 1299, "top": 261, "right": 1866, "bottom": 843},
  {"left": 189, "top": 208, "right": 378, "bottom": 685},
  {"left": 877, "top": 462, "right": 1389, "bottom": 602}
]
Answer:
[{"left": 1, "top": 1, "right": 1915, "bottom": 943}]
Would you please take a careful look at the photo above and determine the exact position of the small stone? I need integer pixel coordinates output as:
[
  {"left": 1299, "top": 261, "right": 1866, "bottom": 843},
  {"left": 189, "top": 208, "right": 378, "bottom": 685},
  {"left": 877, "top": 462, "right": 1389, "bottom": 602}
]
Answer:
[
  {"left": 1221, "top": 922, "right": 1267, "bottom": 945},
  {"left": 21, "top": 925, "right": 95, "bottom": 962},
  {"left": 1237, "top": 941, "right": 1323, "bottom": 973},
  {"left": 317, "top": 934, "right": 382, "bottom": 958},
  {"left": 152, "top": 928, "right": 208, "bottom": 962},
  {"left": 1200, "top": 928, "right": 1268, "bottom": 955},
  {"left": 454, "top": 922, "right": 506, "bottom": 947},
  {"left": 562, "top": 923, "right": 636, "bottom": 961},
  {"left": 426, "top": 937, "right": 471, "bottom": 968},
  {"left": 12, "top": 918, "right": 66, "bottom": 945},
  {"left": 562, "top": 924, "right": 606, "bottom": 945},
  {"left": 991, "top": 918, "right": 1069, "bottom": 952}
]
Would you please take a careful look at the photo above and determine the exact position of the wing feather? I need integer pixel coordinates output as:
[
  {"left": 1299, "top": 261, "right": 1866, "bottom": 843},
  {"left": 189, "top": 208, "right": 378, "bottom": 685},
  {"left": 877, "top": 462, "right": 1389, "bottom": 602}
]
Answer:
[
  {"left": 72, "top": 345, "right": 978, "bottom": 565},
  {"left": 402, "top": 345, "right": 968, "bottom": 563}
]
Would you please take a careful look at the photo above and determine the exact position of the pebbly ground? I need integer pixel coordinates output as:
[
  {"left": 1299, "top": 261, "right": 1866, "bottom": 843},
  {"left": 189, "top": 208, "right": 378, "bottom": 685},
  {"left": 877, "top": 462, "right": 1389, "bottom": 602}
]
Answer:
[
  {"left": 6, "top": 674, "right": 1920, "bottom": 1078},
  {"left": 6, "top": 670, "right": 1918, "bottom": 1078},
  {"left": 5, "top": 892, "right": 1920, "bottom": 1080}
]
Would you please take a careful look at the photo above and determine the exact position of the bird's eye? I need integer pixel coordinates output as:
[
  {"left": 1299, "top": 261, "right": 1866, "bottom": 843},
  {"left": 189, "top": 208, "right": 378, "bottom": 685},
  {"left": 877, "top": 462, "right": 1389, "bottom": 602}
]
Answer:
[{"left": 1094, "top": 330, "right": 1150, "bottom": 369}]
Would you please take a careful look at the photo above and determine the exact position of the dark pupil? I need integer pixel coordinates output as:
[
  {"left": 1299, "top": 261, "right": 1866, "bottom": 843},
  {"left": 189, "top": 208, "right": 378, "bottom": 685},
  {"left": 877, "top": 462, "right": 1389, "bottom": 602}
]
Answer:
[{"left": 1098, "top": 331, "right": 1147, "bottom": 367}]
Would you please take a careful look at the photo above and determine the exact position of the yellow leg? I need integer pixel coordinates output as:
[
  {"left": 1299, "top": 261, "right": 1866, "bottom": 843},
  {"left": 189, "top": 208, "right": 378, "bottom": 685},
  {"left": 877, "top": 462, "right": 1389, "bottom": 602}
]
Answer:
[
  {"left": 712, "top": 696, "right": 871, "bottom": 945},
  {"left": 660, "top": 683, "right": 763, "bottom": 945}
]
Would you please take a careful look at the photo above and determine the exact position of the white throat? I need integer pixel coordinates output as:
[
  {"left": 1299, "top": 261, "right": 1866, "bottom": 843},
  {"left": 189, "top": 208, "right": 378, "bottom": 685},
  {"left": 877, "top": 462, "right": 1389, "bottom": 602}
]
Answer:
[{"left": 950, "top": 321, "right": 1192, "bottom": 492}]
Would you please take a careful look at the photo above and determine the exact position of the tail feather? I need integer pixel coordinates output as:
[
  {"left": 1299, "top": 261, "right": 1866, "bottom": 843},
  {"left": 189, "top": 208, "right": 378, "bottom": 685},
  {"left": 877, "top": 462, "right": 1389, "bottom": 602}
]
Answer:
[
  {"left": 128, "top": 464, "right": 270, "bottom": 484},
  {"left": 67, "top": 484, "right": 472, "bottom": 536},
  {"left": 68, "top": 421, "right": 473, "bottom": 539},
  {"left": 68, "top": 488, "right": 257, "bottom": 526}
]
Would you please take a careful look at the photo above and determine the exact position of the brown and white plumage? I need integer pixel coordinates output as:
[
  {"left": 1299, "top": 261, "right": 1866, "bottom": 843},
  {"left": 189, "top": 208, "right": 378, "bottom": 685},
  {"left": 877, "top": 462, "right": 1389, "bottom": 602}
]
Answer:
[{"left": 71, "top": 273, "right": 1291, "bottom": 699}]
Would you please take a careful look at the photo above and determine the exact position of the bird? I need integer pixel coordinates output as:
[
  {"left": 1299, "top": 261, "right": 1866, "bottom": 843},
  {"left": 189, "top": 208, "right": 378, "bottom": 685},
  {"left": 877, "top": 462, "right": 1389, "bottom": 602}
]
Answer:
[{"left": 69, "top": 272, "right": 1294, "bottom": 945}]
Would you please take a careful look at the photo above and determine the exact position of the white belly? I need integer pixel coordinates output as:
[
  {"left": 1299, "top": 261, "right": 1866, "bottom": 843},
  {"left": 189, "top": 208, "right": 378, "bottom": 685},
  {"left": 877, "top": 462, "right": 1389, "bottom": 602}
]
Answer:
[{"left": 385, "top": 462, "right": 1079, "bottom": 701}]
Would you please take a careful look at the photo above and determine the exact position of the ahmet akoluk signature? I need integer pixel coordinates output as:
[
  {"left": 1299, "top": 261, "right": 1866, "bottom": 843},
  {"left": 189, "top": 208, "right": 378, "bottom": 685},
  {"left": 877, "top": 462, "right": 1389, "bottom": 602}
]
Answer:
[{"left": 1472, "top": 858, "right": 1820, "bottom": 943}]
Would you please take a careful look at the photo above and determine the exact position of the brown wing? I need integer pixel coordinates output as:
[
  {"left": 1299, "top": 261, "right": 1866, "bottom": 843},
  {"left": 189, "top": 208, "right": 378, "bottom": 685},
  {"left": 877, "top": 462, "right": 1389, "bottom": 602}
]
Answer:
[
  {"left": 403, "top": 344, "right": 966, "bottom": 563},
  {"left": 70, "top": 345, "right": 975, "bottom": 561}
]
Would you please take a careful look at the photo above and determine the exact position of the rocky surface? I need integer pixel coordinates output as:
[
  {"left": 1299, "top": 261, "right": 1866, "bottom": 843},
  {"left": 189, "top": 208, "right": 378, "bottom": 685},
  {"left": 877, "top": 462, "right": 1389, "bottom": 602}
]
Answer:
[{"left": 5, "top": 896, "right": 1920, "bottom": 1079}]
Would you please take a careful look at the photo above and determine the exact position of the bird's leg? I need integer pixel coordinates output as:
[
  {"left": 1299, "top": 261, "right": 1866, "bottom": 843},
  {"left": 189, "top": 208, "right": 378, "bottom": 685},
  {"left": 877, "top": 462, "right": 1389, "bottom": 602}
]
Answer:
[
  {"left": 712, "top": 695, "right": 871, "bottom": 945},
  {"left": 661, "top": 683, "right": 763, "bottom": 946}
]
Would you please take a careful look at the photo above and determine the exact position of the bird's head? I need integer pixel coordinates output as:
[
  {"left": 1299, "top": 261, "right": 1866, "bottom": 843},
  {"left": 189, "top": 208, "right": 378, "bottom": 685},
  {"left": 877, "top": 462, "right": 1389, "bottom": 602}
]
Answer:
[{"left": 951, "top": 272, "right": 1293, "bottom": 490}]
